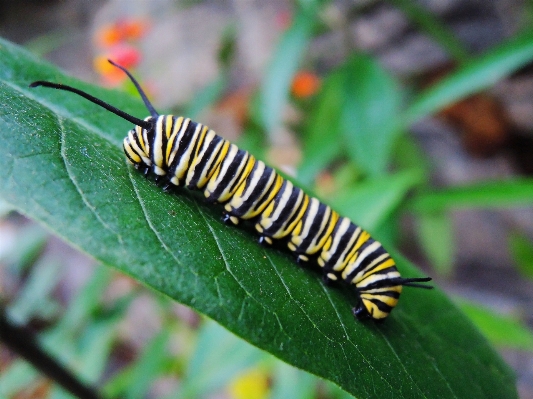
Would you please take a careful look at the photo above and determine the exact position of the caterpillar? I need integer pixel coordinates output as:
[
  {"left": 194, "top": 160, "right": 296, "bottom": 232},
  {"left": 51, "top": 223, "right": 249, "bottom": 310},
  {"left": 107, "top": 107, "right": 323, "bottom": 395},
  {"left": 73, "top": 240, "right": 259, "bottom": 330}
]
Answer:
[{"left": 30, "top": 60, "right": 432, "bottom": 321}]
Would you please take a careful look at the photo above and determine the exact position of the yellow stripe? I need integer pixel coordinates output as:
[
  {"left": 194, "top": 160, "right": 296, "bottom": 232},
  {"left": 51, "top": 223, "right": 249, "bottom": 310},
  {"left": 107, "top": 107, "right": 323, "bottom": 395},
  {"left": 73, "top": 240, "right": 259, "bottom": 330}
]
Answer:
[
  {"left": 196, "top": 126, "right": 209, "bottom": 157},
  {"left": 165, "top": 115, "right": 173, "bottom": 139},
  {"left": 136, "top": 125, "right": 146, "bottom": 151},
  {"left": 247, "top": 173, "right": 283, "bottom": 218},
  {"left": 280, "top": 193, "right": 309, "bottom": 236},
  {"left": 124, "top": 142, "right": 141, "bottom": 163},
  {"left": 353, "top": 229, "right": 370, "bottom": 252},
  {"left": 359, "top": 258, "right": 396, "bottom": 281},
  {"left": 166, "top": 118, "right": 181, "bottom": 165},
  {"left": 197, "top": 139, "right": 229, "bottom": 188}
]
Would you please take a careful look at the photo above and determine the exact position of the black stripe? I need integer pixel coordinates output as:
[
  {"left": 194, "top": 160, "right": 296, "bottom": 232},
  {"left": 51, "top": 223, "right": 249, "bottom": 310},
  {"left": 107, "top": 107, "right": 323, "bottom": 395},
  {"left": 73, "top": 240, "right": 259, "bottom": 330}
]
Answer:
[
  {"left": 227, "top": 152, "right": 252, "bottom": 193},
  {"left": 323, "top": 219, "right": 357, "bottom": 272},
  {"left": 207, "top": 148, "right": 247, "bottom": 200},
  {"left": 123, "top": 139, "right": 140, "bottom": 164},
  {"left": 147, "top": 117, "right": 162, "bottom": 162},
  {"left": 357, "top": 267, "right": 401, "bottom": 290},
  {"left": 282, "top": 191, "right": 307, "bottom": 233},
  {"left": 167, "top": 119, "right": 197, "bottom": 178},
  {"left": 161, "top": 118, "right": 169, "bottom": 168},
  {"left": 262, "top": 182, "right": 302, "bottom": 236},
  {"left": 131, "top": 128, "right": 144, "bottom": 153},
  {"left": 296, "top": 201, "right": 329, "bottom": 252},
  {"left": 227, "top": 160, "right": 260, "bottom": 214},
  {"left": 232, "top": 166, "right": 279, "bottom": 217},
  {"left": 247, "top": 168, "right": 279, "bottom": 214},
  {"left": 367, "top": 297, "right": 394, "bottom": 314},
  {"left": 187, "top": 135, "right": 224, "bottom": 189},
  {"left": 185, "top": 123, "right": 205, "bottom": 172},
  {"left": 345, "top": 238, "right": 389, "bottom": 281}
]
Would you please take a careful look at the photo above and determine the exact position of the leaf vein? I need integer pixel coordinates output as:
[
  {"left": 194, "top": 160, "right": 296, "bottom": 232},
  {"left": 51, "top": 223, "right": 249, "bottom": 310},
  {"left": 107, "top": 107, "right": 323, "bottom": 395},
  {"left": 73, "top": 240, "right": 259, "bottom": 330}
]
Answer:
[{"left": 59, "top": 116, "right": 124, "bottom": 244}]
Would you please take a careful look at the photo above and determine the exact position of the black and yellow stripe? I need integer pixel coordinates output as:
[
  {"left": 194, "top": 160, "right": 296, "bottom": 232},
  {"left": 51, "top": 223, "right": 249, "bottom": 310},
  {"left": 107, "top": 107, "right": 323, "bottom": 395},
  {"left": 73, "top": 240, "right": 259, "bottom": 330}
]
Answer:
[{"left": 30, "top": 60, "right": 432, "bottom": 321}]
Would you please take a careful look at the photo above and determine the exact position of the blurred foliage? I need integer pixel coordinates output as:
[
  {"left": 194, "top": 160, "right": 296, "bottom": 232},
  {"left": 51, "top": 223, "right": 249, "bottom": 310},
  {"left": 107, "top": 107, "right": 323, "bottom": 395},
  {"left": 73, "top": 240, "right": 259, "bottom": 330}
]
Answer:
[{"left": 2, "top": 0, "right": 533, "bottom": 398}]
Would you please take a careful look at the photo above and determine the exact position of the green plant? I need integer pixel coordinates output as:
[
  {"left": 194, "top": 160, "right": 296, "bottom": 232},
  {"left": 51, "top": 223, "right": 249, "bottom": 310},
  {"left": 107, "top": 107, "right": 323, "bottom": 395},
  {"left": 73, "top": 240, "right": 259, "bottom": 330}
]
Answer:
[
  {"left": 0, "top": 35, "right": 520, "bottom": 399},
  {"left": 2, "top": 1, "right": 533, "bottom": 396}
]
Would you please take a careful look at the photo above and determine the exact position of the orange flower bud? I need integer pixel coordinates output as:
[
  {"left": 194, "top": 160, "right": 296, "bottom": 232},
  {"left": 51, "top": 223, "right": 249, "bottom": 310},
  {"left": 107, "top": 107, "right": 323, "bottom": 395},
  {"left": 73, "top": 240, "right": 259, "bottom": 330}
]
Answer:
[
  {"left": 119, "top": 19, "right": 149, "bottom": 40},
  {"left": 291, "top": 71, "right": 321, "bottom": 98},
  {"left": 93, "top": 45, "right": 141, "bottom": 86},
  {"left": 95, "top": 23, "right": 123, "bottom": 47}
]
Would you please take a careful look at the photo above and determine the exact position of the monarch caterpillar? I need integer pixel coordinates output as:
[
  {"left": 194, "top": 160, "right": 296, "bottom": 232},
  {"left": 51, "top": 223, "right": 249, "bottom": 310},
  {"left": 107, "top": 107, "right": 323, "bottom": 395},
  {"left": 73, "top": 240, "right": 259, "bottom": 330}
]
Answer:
[{"left": 30, "top": 60, "right": 432, "bottom": 321}]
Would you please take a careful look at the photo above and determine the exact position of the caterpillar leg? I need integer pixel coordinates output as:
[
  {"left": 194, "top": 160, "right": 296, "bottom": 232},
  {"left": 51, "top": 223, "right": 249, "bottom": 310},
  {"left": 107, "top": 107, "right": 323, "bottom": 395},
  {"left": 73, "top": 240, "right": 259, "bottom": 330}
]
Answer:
[
  {"left": 137, "top": 165, "right": 150, "bottom": 176},
  {"left": 296, "top": 254, "right": 309, "bottom": 264},
  {"left": 322, "top": 272, "right": 338, "bottom": 286},
  {"left": 352, "top": 303, "right": 371, "bottom": 320},
  {"left": 154, "top": 176, "right": 174, "bottom": 192},
  {"left": 258, "top": 236, "right": 273, "bottom": 246},
  {"left": 222, "top": 212, "right": 239, "bottom": 225}
]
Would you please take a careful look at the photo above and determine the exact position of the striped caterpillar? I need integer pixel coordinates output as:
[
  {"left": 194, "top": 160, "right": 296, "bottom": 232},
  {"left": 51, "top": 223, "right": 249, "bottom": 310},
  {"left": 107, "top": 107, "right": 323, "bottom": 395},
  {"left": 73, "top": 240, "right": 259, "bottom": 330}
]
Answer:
[{"left": 31, "top": 61, "right": 432, "bottom": 321}]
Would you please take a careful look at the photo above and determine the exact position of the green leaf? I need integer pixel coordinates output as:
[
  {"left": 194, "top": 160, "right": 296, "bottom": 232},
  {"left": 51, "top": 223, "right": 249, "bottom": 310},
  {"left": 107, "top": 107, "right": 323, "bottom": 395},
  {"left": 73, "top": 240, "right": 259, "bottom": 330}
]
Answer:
[
  {"left": 123, "top": 329, "right": 171, "bottom": 399},
  {"left": 0, "top": 361, "right": 39, "bottom": 397},
  {"left": 331, "top": 171, "right": 421, "bottom": 233},
  {"left": 405, "top": 30, "right": 533, "bottom": 125},
  {"left": 180, "top": 320, "right": 266, "bottom": 398},
  {"left": 415, "top": 212, "right": 454, "bottom": 276},
  {"left": 509, "top": 232, "right": 533, "bottom": 279},
  {"left": 298, "top": 70, "right": 344, "bottom": 185},
  {"left": 0, "top": 38, "right": 517, "bottom": 398},
  {"left": 388, "top": 0, "right": 469, "bottom": 63},
  {"left": 259, "top": 9, "right": 315, "bottom": 134},
  {"left": 104, "top": 327, "right": 171, "bottom": 399},
  {"left": 7, "top": 258, "right": 62, "bottom": 324},
  {"left": 340, "top": 55, "right": 402, "bottom": 176},
  {"left": 0, "top": 224, "right": 48, "bottom": 273},
  {"left": 54, "top": 265, "right": 112, "bottom": 333},
  {"left": 270, "top": 361, "right": 318, "bottom": 399},
  {"left": 392, "top": 134, "right": 431, "bottom": 185},
  {"left": 409, "top": 179, "right": 533, "bottom": 212},
  {"left": 298, "top": 51, "right": 406, "bottom": 184},
  {"left": 456, "top": 297, "right": 533, "bottom": 352}
]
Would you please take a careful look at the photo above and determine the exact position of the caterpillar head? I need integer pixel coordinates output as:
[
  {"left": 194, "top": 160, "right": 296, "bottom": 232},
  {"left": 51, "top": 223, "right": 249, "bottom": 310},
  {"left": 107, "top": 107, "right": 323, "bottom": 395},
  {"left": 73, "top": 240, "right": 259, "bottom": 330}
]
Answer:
[{"left": 123, "top": 118, "right": 157, "bottom": 173}]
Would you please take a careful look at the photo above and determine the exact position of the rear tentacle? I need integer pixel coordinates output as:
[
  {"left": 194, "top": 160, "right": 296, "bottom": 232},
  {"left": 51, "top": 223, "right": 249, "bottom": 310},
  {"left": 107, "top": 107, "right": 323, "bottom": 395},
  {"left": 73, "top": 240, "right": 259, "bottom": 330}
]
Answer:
[{"left": 395, "top": 277, "right": 433, "bottom": 289}]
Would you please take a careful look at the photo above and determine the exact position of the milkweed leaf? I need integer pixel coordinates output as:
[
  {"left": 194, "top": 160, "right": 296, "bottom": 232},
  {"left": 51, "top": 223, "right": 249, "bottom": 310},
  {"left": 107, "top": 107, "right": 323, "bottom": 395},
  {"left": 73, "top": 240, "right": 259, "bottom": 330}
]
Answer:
[{"left": 0, "top": 38, "right": 516, "bottom": 399}]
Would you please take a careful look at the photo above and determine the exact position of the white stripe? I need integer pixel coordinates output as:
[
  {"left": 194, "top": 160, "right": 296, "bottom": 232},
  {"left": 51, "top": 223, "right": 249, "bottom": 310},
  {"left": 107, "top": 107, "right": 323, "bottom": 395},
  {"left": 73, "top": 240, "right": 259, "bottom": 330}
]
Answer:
[
  {"left": 185, "top": 129, "right": 217, "bottom": 186},
  {"left": 343, "top": 241, "right": 382, "bottom": 277},
  {"left": 343, "top": 251, "right": 388, "bottom": 281},
  {"left": 320, "top": 217, "right": 351, "bottom": 262},
  {"left": 205, "top": 144, "right": 239, "bottom": 196},
  {"left": 174, "top": 123, "right": 202, "bottom": 180},
  {"left": 229, "top": 160, "right": 266, "bottom": 209},
  {"left": 291, "top": 197, "right": 319, "bottom": 247},
  {"left": 153, "top": 117, "right": 165, "bottom": 173},
  {"left": 167, "top": 118, "right": 185, "bottom": 166},
  {"left": 332, "top": 226, "right": 361, "bottom": 272}
]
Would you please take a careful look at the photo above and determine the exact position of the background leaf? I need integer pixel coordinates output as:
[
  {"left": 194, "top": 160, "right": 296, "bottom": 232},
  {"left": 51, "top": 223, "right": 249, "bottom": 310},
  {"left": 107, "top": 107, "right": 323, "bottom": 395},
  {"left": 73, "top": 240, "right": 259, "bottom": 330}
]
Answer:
[
  {"left": 0, "top": 38, "right": 517, "bottom": 398},
  {"left": 405, "top": 30, "right": 533, "bottom": 125},
  {"left": 409, "top": 179, "right": 533, "bottom": 212},
  {"left": 456, "top": 298, "right": 533, "bottom": 352},
  {"left": 340, "top": 54, "right": 402, "bottom": 176},
  {"left": 259, "top": 8, "right": 315, "bottom": 135},
  {"left": 298, "top": 70, "right": 344, "bottom": 185},
  {"left": 388, "top": 0, "right": 469, "bottom": 63}
]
